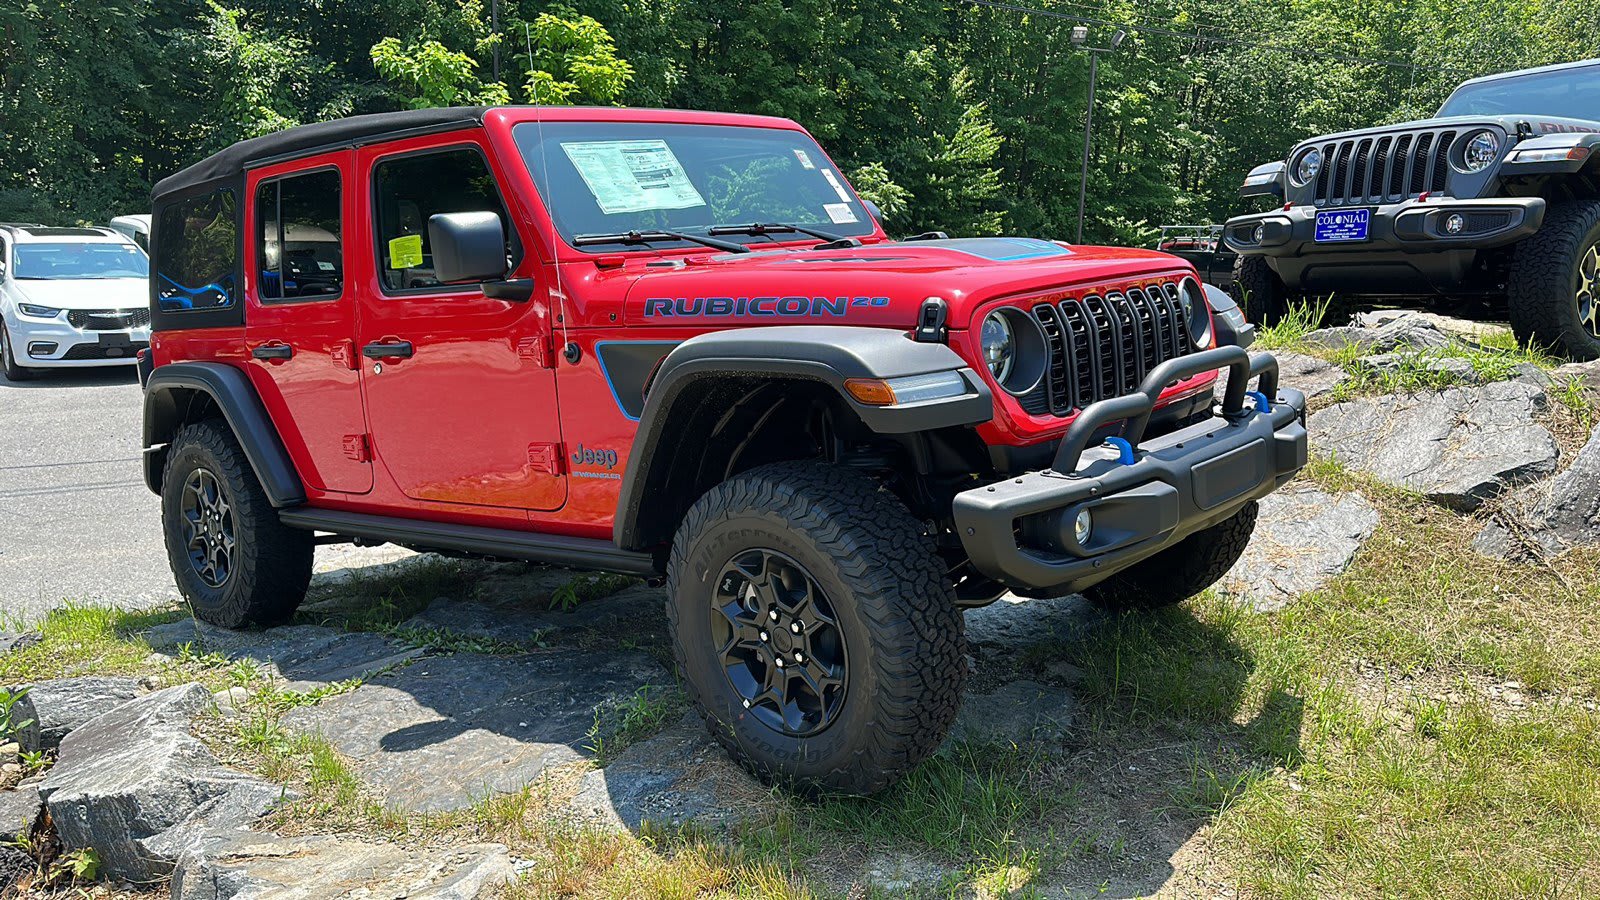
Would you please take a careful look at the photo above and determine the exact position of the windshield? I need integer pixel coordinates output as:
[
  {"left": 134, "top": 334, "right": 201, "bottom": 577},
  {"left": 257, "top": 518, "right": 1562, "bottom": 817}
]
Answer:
[
  {"left": 514, "top": 121, "right": 876, "bottom": 251},
  {"left": 13, "top": 242, "right": 149, "bottom": 279},
  {"left": 1438, "top": 65, "right": 1600, "bottom": 121}
]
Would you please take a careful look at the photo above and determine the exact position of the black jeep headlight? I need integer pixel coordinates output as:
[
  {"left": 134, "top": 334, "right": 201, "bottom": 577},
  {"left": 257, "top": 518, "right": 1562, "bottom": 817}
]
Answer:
[
  {"left": 1179, "top": 278, "right": 1211, "bottom": 348},
  {"left": 981, "top": 308, "right": 1046, "bottom": 396},
  {"left": 1460, "top": 130, "right": 1499, "bottom": 173},
  {"left": 1292, "top": 147, "right": 1322, "bottom": 186}
]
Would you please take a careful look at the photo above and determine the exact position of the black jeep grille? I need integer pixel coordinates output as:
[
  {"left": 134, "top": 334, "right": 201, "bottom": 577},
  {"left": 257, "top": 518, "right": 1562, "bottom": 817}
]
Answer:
[
  {"left": 1311, "top": 128, "right": 1460, "bottom": 206},
  {"left": 1019, "top": 282, "right": 1192, "bottom": 417},
  {"left": 66, "top": 308, "right": 151, "bottom": 331}
]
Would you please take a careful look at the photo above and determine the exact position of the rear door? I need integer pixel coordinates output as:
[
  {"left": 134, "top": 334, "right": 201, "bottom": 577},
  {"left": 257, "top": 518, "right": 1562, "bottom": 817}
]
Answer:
[
  {"left": 244, "top": 154, "right": 372, "bottom": 494},
  {"left": 353, "top": 136, "right": 565, "bottom": 511}
]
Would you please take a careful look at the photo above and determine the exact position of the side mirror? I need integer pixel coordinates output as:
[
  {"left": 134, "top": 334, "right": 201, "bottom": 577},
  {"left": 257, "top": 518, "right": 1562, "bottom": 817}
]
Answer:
[
  {"left": 427, "top": 211, "right": 508, "bottom": 284},
  {"left": 861, "top": 199, "right": 885, "bottom": 225}
]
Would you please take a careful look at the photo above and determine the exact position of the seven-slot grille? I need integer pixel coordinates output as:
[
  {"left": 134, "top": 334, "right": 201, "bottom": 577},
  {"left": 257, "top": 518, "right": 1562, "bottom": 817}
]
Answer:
[
  {"left": 1019, "top": 283, "right": 1193, "bottom": 417},
  {"left": 1310, "top": 128, "right": 1463, "bottom": 206},
  {"left": 66, "top": 308, "right": 152, "bottom": 331}
]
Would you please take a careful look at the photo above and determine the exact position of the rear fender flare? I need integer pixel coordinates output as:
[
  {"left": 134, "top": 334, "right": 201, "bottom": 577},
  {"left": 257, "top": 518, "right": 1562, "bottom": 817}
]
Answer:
[{"left": 143, "top": 362, "right": 305, "bottom": 507}]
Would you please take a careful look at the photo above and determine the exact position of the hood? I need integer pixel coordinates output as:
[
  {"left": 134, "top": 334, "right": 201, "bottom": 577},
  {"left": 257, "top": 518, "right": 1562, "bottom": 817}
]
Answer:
[
  {"left": 1292, "top": 114, "right": 1600, "bottom": 153},
  {"left": 618, "top": 237, "right": 1193, "bottom": 328},
  {"left": 11, "top": 277, "right": 148, "bottom": 311}
]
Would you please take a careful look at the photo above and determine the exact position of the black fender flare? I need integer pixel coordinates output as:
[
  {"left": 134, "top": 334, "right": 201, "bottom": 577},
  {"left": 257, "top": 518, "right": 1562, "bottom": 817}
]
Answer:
[
  {"left": 142, "top": 362, "right": 305, "bottom": 507},
  {"left": 612, "top": 326, "right": 994, "bottom": 551}
]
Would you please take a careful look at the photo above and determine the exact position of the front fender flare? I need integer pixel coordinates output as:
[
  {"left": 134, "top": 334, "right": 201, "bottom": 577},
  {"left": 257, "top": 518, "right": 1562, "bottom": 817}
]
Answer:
[
  {"left": 143, "top": 362, "right": 305, "bottom": 507},
  {"left": 612, "top": 326, "right": 994, "bottom": 551}
]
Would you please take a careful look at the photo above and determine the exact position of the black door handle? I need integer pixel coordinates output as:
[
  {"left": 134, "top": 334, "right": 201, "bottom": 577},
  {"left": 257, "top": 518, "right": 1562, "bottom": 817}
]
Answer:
[
  {"left": 252, "top": 343, "right": 293, "bottom": 360},
  {"left": 362, "top": 341, "right": 414, "bottom": 360}
]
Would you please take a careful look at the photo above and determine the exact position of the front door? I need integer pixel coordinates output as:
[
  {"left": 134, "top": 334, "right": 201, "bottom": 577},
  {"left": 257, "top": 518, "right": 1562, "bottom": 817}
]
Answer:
[
  {"left": 244, "top": 155, "right": 372, "bottom": 494},
  {"left": 354, "top": 137, "right": 566, "bottom": 511}
]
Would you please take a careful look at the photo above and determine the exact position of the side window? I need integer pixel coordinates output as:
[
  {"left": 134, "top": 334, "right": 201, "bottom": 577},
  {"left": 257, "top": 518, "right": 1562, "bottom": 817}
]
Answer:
[
  {"left": 373, "top": 147, "right": 516, "bottom": 293},
  {"left": 155, "top": 190, "right": 238, "bottom": 311},
  {"left": 256, "top": 169, "right": 342, "bottom": 302}
]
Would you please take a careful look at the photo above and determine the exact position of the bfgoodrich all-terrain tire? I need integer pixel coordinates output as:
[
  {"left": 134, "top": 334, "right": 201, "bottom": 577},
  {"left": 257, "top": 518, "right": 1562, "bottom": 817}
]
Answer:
[
  {"left": 1232, "top": 255, "right": 1289, "bottom": 326},
  {"left": 1084, "top": 501, "right": 1258, "bottom": 611},
  {"left": 1507, "top": 199, "right": 1600, "bottom": 361},
  {"left": 161, "top": 420, "right": 313, "bottom": 628},
  {"left": 667, "top": 461, "right": 966, "bottom": 795}
]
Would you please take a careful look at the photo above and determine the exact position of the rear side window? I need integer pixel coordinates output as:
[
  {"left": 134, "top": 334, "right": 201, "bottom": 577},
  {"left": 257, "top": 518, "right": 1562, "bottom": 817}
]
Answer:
[
  {"left": 372, "top": 147, "right": 516, "bottom": 293},
  {"left": 156, "top": 190, "right": 238, "bottom": 312},
  {"left": 256, "top": 169, "right": 342, "bottom": 302}
]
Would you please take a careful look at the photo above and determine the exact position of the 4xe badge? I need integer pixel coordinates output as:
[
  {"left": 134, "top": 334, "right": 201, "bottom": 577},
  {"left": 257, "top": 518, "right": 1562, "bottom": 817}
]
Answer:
[{"left": 570, "top": 443, "right": 621, "bottom": 480}]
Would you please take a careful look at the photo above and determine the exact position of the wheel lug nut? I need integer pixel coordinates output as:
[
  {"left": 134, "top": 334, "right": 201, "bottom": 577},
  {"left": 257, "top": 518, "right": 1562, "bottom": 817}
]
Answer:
[
  {"left": 759, "top": 630, "right": 769, "bottom": 642},
  {"left": 742, "top": 699, "right": 751, "bottom": 708},
  {"left": 794, "top": 651, "right": 804, "bottom": 662},
  {"left": 769, "top": 610, "right": 779, "bottom": 621},
  {"left": 775, "top": 657, "right": 785, "bottom": 668},
  {"left": 790, "top": 622, "right": 802, "bottom": 634}
]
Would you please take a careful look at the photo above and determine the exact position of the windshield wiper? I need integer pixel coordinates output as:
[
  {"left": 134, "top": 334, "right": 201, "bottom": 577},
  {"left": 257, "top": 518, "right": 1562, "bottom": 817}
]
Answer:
[
  {"left": 707, "top": 222, "right": 861, "bottom": 249},
  {"left": 571, "top": 229, "right": 750, "bottom": 253}
]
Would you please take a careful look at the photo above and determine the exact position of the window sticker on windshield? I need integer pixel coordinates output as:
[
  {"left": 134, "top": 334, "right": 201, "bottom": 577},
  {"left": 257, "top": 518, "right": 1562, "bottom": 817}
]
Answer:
[
  {"left": 387, "top": 234, "right": 423, "bottom": 270},
  {"left": 820, "top": 168, "right": 852, "bottom": 203},
  {"left": 317, "top": 260, "right": 335, "bottom": 271},
  {"left": 823, "top": 203, "right": 859, "bottom": 225},
  {"left": 561, "top": 140, "right": 707, "bottom": 215},
  {"left": 794, "top": 149, "right": 816, "bottom": 169}
]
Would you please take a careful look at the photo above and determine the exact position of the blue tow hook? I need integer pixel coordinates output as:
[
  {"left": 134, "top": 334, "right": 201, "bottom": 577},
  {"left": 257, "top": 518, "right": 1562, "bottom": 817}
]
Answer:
[
  {"left": 1245, "top": 390, "right": 1273, "bottom": 414},
  {"left": 1102, "top": 436, "right": 1136, "bottom": 465}
]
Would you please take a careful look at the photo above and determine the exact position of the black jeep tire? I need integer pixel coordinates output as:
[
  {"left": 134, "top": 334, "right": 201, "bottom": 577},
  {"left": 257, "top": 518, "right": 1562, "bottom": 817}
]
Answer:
[
  {"left": 1085, "top": 501, "right": 1258, "bottom": 611},
  {"left": 1, "top": 324, "right": 36, "bottom": 381},
  {"left": 1508, "top": 199, "right": 1600, "bottom": 361},
  {"left": 161, "top": 420, "right": 313, "bottom": 628},
  {"left": 1232, "top": 255, "right": 1289, "bottom": 326},
  {"left": 667, "top": 461, "right": 965, "bottom": 795}
]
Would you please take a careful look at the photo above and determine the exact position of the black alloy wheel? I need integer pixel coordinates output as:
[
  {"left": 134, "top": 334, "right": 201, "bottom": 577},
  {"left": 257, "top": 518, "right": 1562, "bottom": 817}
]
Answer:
[
  {"left": 712, "top": 548, "right": 846, "bottom": 737},
  {"left": 181, "top": 467, "right": 235, "bottom": 588}
]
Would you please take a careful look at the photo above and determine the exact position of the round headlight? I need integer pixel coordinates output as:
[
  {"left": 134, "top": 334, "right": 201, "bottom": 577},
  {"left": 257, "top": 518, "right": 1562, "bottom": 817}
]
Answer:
[
  {"left": 1460, "top": 130, "right": 1499, "bottom": 173},
  {"left": 980, "top": 312, "right": 1014, "bottom": 382},
  {"left": 1293, "top": 147, "right": 1322, "bottom": 186},
  {"left": 1179, "top": 278, "right": 1211, "bottom": 347}
]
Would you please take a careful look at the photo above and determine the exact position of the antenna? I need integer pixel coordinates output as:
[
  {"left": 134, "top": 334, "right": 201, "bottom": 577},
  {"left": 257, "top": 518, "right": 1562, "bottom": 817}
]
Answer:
[{"left": 528, "top": 21, "right": 574, "bottom": 364}]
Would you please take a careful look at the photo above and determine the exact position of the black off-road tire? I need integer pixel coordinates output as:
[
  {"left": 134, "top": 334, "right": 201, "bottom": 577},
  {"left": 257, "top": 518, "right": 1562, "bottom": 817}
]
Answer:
[
  {"left": 667, "top": 461, "right": 966, "bottom": 795},
  {"left": 1232, "top": 255, "right": 1289, "bottom": 326},
  {"left": 1507, "top": 199, "right": 1600, "bottom": 361},
  {"left": 161, "top": 420, "right": 313, "bottom": 628},
  {"left": 1085, "top": 501, "right": 1259, "bottom": 611},
  {"left": 0, "top": 324, "right": 36, "bottom": 381}
]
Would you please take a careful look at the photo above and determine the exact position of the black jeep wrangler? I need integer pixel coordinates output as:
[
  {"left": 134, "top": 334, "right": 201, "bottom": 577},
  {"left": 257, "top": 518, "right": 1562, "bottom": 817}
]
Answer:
[{"left": 1226, "top": 58, "right": 1600, "bottom": 359}]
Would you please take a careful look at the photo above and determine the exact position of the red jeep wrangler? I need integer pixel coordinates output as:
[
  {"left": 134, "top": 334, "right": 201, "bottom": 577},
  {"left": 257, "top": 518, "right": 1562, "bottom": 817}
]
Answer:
[{"left": 141, "top": 106, "right": 1305, "bottom": 794}]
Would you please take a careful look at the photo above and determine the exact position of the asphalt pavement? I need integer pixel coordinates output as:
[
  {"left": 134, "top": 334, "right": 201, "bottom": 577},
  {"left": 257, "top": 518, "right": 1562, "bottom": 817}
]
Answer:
[{"left": 0, "top": 365, "right": 176, "bottom": 624}]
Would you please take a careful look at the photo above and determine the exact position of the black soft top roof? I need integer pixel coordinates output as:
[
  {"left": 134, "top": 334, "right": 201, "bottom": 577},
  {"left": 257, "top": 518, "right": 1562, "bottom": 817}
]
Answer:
[{"left": 152, "top": 107, "right": 489, "bottom": 202}]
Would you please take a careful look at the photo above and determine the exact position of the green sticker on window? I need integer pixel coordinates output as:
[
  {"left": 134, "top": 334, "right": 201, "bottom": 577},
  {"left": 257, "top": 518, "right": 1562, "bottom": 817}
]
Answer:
[{"left": 387, "top": 233, "right": 423, "bottom": 270}]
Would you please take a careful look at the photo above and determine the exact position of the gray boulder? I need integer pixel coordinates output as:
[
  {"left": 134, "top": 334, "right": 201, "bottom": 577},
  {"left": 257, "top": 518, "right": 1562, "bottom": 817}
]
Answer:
[
  {"left": 1353, "top": 310, "right": 1511, "bottom": 344},
  {"left": 567, "top": 712, "right": 774, "bottom": 831},
  {"left": 143, "top": 620, "right": 423, "bottom": 692},
  {"left": 1217, "top": 350, "right": 1348, "bottom": 402},
  {"left": 0, "top": 784, "right": 42, "bottom": 843},
  {"left": 1552, "top": 358, "right": 1600, "bottom": 394},
  {"left": 399, "top": 580, "right": 659, "bottom": 646},
  {"left": 951, "top": 679, "right": 1076, "bottom": 744},
  {"left": 39, "top": 683, "right": 291, "bottom": 883},
  {"left": 1474, "top": 424, "right": 1600, "bottom": 559},
  {"left": 173, "top": 834, "right": 513, "bottom": 900},
  {"left": 283, "top": 649, "right": 667, "bottom": 813},
  {"left": 1310, "top": 381, "right": 1558, "bottom": 510},
  {"left": 1354, "top": 351, "right": 1479, "bottom": 384},
  {"left": 1301, "top": 315, "right": 1451, "bottom": 354},
  {"left": 1219, "top": 486, "right": 1379, "bottom": 610},
  {"left": 10, "top": 676, "right": 143, "bottom": 752}
]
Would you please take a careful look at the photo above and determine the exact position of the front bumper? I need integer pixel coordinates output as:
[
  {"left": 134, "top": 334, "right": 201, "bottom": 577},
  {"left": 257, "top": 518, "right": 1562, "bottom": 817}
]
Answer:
[
  {"left": 1223, "top": 196, "right": 1544, "bottom": 258},
  {"left": 4, "top": 313, "right": 148, "bottom": 367},
  {"left": 953, "top": 346, "right": 1306, "bottom": 594}
]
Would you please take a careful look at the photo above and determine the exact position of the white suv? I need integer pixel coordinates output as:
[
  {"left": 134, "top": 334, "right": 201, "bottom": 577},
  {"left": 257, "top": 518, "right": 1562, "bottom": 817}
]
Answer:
[{"left": 0, "top": 225, "right": 151, "bottom": 380}]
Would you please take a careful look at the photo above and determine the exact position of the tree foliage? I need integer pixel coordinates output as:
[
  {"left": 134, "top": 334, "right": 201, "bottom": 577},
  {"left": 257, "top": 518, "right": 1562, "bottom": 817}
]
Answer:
[{"left": 3, "top": 0, "right": 1598, "bottom": 239}]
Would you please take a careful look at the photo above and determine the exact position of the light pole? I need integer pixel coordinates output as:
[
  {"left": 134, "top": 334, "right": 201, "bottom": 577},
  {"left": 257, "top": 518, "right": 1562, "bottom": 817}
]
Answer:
[
  {"left": 491, "top": 0, "right": 501, "bottom": 83},
  {"left": 1072, "top": 26, "right": 1126, "bottom": 245}
]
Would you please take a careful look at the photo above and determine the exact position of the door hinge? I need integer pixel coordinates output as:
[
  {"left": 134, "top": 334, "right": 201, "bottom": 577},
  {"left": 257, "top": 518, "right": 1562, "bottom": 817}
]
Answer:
[
  {"left": 517, "top": 336, "right": 555, "bottom": 369},
  {"left": 528, "top": 442, "right": 564, "bottom": 476},
  {"left": 331, "top": 339, "right": 358, "bottom": 370},
  {"left": 342, "top": 433, "right": 371, "bottom": 462}
]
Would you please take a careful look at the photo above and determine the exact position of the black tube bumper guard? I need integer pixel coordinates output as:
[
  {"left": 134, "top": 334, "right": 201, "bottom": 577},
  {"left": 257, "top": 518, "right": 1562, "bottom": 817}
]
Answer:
[{"left": 953, "top": 346, "right": 1308, "bottom": 594}]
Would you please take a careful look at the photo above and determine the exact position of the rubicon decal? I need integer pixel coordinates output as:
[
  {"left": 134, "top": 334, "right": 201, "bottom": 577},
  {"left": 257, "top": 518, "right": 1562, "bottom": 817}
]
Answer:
[{"left": 643, "top": 296, "right": 888, "bottom": 317}]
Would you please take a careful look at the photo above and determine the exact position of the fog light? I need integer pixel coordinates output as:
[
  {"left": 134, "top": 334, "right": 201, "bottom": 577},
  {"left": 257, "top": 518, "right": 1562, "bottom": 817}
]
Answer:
[
  {"left": 1444, "top": 214, "right": 1465, "bottom": 235},
  {"left": 27, "top": 342, "right": 57, "bottom": 358},
  {"left": 1073, "top": 508, "right": 1093, "bottom": 546},
  {"left": 1252, "top": 223, "right": 1266, "bottom": 243}
]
